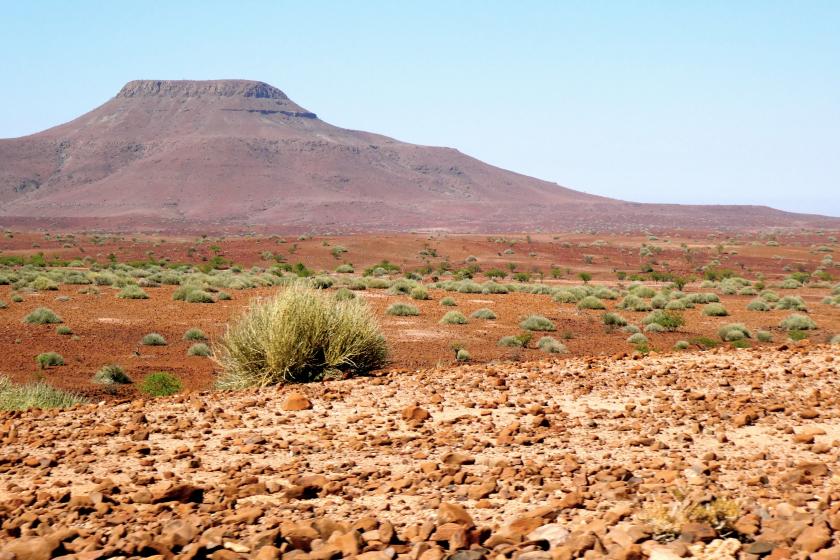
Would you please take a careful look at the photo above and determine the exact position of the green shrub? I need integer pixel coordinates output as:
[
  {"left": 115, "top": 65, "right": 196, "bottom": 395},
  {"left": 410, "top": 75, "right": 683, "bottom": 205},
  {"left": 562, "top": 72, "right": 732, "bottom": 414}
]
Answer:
[
  {"left": 214, "top": 283, "right": 387, "bottom": 387},
  {"left": 0, "top": 300, "right": 7, "bottom": 309},
  {"left": 788, "top": 330, "right": 808, "bottom": 341},
  {"left": 455, "top": 348, "right": 471, "bottom": 362},
  {"left": 537, "top": 336, "right": 566, "bottom": 354},
  {"left": 185, "top": 290, "right": 215, "bottom": 303},
  {"left": 92, "top": 364, "right": 132, "bottom": 385},
  {"left": 627, "top": 333, "right": 648, "bottom": 345},
  {"left": 651, "top": 294, "right": 668, "bottom": 309},
  {"left": 674, "top": 340, "right": 690, "bottom": 350},
  {"left": 642, "top": 310, "right": 685, "bottom": 332},
  {"left": 618, "top": 295, "right": 651, "bottom": 312},
  {"left": 780, "top": 314, "right": 817, "bottom": 331},
  {"left": 410, "top": 286, "right": 429, "bottom": 300},
  {"left": 310, "top": 276, "right": 334, "bottom": 290},
  {"left": 117, "top": 285, "right": 149, "bottom": 299},
  {"left": 335, "top": 264, "right": 354, "bottom": 273},
  {"left": 183, "top": 328, "right": 207, "bottom": 341},
  {"left": 718, "top": 323, "right": 751, "bottom": 341},
  {"left": 630, "top": 286, "right": 656, "bottom": 298},
  {"left": 761, "top": 290, "right": 780, "bottom": 302},
  {"left": 440, "top": 297, "right": 456, "bottom": 307},
  {"left": 139, "top": 372, "right": 182, "bottom": 397},
  {"left": 141, "top": 333, "right": 167, "bottom": 346},
  {"left": 520, "top": 315, "right": 555, "bottom": 331},
  {"left": 188, "top": 343, "right": 212, "bottom": 357},
  {"left": 689, "top": 336, "right": 718, "bottom": 349},
  {"left": 757, "top": 330, "right": 773, "bottom": 343},
  {"left": 830, "top": 334, "right": 840, "bottom": 345},
  {"left": 470, "top": 308, "right": 497, "bottom": 320},
  {"left": 732, "top": 339, "right": 751, "bottom": 348},
  {"left": 0, "top": 376, "right": 86, "bottom": 411},
  {"left": 602, "top": 312, "right": 627, "bottom": 327},
  {"left": 577, "top": 296, "right": 606, "bottom": 310},
  {"left": 440, "top": 311, "right": 468, "bottom": 325},
  {"left": 11, "top": 294, "right": 24, "bottom": 303},
  {"left": 56, "top": 325, "right": 73, "bottom": 335},
  {"left": 387, "top": 303, "right": 420, "bottom": 316},
  {"left": 23, "top": 307, "right": 62, "bottom": 325},
  {"left": 32, "top": 276, "right": 59, "bottom": 291},
  {"left": 334, "top": 287, "right": 356, "bottom": 301},
  {"left": 664, "top": 299, "right": 686, "bottom": 310},
  {"left": 217, "top": 291, "right": 232, "bottom": 301},
  {"left": 747, "top": 299, "right": 770, "bottom": 312},
  {"left": 703, "top": 303, "right": 729, "bottom": 317},
  {"left": 36, "top": 352, "right": 64, "bottom": 369},
  {"left": 776, "top": 296, "right": 807, "bottom": 311},
  {"left": 644, "top": 323, "right": 666, "bottom": 333},
  {"left": 622, "top": 324, "right": 641, "bottom": 334}
]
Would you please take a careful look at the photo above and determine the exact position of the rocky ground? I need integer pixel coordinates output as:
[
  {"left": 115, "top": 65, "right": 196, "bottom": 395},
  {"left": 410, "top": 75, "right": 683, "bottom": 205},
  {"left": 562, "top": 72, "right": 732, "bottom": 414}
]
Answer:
[{"left": 2, "top": 344, "right": 840, "bottom": 559}]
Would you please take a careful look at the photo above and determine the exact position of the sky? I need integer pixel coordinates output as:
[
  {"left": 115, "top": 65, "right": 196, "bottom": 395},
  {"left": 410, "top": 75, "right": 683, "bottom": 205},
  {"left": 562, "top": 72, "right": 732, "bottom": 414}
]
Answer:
[{"left": 1, "top": 1, "right": 838, "bottom": 215}]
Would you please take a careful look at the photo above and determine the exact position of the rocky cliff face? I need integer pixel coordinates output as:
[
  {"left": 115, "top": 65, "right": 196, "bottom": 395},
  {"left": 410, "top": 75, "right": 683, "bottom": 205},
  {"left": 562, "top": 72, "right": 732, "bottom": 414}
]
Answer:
[{"left": 0, "top": 79, "right": 837, "bottom": 232}]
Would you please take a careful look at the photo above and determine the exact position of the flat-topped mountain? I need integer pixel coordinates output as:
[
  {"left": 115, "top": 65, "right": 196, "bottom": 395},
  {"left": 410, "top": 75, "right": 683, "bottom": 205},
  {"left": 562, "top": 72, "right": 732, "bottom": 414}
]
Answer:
[{"left": 1, "top": 79, "right": 837, "bottom": 232}]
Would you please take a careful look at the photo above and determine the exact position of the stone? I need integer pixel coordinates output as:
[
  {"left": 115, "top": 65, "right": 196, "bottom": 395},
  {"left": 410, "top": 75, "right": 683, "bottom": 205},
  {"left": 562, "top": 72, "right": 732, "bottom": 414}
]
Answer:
[
  {"left": 437, "top": 503, "right": 475, "bottom": 528},
  {"left": 282, "top": 392, "right": 312, "bottom": 411}
]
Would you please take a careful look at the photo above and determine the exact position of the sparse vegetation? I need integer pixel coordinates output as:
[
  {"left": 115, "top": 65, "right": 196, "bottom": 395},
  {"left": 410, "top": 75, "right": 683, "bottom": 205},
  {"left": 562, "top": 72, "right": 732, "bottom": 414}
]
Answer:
[
  {"left": 117, "top": 285, "right": 149, "bottom": 299},
  {"left": 520, "top": 315, "right": 556, "bottom": 331},
  {"left": 537, "top": 336, "right": 566, "bottom": 353},
  {"left": 23, "top": 307, "right": 62, "bottom": 325},
  {"left": 0, "top": 376, "right": 86, "bottom": 411},
  {"left": 440, "top": 311, "right": 468, "bottom": 325},
  {"left": 387, "top": 303, "right": 420, "bottom": 316},
  {"left": 183, "top": 328, "right": 207, "bottom": 341},
  {"left": 470, "top": 308, "right": 497, "bottom": 320},
  {"left": 92, "top": 364, "right": 132, "bottom": 385},
  {"left": 141, "top": 333, "right": 167, "bottom": 346},
  {"left": 703, "top": 303, "right": 729, "bottom": 317},
  {"left": 139, "top": 372, "right": 182, "bottom": 397},
  {"left": 188, "top": 343, "right": 212, "bottom": 357},
  {"left": 780, "top": 313, "right": 817, "bottom": 331}
]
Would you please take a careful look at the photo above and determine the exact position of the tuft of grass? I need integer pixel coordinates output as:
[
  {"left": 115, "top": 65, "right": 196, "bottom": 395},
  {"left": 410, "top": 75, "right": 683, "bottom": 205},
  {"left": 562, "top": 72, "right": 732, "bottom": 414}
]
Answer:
[
  {"left": 217, "top": 291, "right": 232, "bottom": 301},
  {"left": 139, "top": 372, "right": 182, "bottom": 397},
  {"left": 185, "top": 290, "right": 215, "bottom": 303},
  {"left": 718, "top": 323, "right": 751, "bottom": 342},
  {"left": 780, "top": 313, "right": 817, "bottom": 331},
  {"left": 499, "top": 332, "right": 532, "bottom": 348},
  {"left": 440, "top": 297, "right": 457, "bottom": 307},
  {"left": 214, "top": 282, "right": 387, "bottom": 388},
  {"left": 334, "top": 287, "right": 356, "bottom": 301},
  {"left": 0, "top": 376, "right": 86, "bottom": 411},
  {"left": 455, "top": 348, "right": 471, "bottom": 362},
  {"left": 776, "top": 296, "right": 807, "bottom": 311},
  {"left": 410, "top": 286, "right": 430, "bottom": 300},
  {"left": 141, "top": 333, "right": 167, "bottom": 346},
  {"left": 440, "top": 311, "right": 468, "bottom": 325},
  {"left": 387, "top": 303, "right": 420, "bottom": 316},
  {"left": 183, "top": 328, "right": 207, "bottom": 341},
  {"left": 117, "top": 285, "right": 149, "bottom": 299},
  {"left": 537, "top": 336, "right": 566, "bottom": 354},
  {"left": 689, "top": 336, "right": 718, "bottom": 349},
  {"left": 674, "top": 340, "right": 690, "bottom": 350},
  {"left": 187, "top": 343, "right": 212, "bottom": 357},
  {"left": 642, "top": 310, "right": 685, "bottom": 332},
  {"left": 756, "top": 330, "right": 773, "bottom": 342},
  {"left": 703, "top": 303, "right": 729, "bottom": 317},
  {"left": 627, "top": 333, "right": 648, "bottom": 345},
  {"left": 56, "top": 325, "right": 73, "bottom": 335},
  {"left": 470, "top": 308, "right": 497, "bottom": 320},
  {"left": 577, "top": 296, "right": 606, "bottom": 310},
  {"left": 602, "top": 312, "right": 627, "bottom": 327},
  {"left": 520, "top": 315, "right": 556, "bottom": 332},
  {"left": 36, "top": 352, "right": 64, "bottom": 369},
  {"left": 830, "top": 334, "right": 840, "bottom": 345},
  {"left": 92, "top": 364, "right": 132, "bottom": 385},
  {"left": 23, "top": 307, "right": 63, "bottom": 325},
  {"left": 746, "top": 299, "right": 770, "bottom": 312}
]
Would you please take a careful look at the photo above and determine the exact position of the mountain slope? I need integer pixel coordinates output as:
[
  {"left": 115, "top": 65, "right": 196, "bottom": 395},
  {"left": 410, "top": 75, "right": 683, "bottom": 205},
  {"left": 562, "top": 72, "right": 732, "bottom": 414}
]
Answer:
[{"left": 1, "top": 79, "right": 837, "bottom": 232}]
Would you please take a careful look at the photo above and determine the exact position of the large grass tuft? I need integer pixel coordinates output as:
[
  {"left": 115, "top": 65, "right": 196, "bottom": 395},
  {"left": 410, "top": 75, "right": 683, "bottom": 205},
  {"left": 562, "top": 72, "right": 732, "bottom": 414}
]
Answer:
[
  {"left": 0, "top": 376, "right": 86, "bottom": 411},
  {"left": 214, "top": 282, "right": 387, "bottom": 388}
]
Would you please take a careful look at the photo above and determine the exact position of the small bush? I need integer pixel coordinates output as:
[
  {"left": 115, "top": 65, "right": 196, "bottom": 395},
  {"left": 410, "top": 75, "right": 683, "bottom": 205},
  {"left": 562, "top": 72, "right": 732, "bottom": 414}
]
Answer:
[
  {"left": 602, "top": 312, "right": 627, "bottom": 327},
  {"left": 689, "top": 336, "right": 718, "bottom": 349},
  {"left": 335, "top": 264, "right": 354, "bottom": 273},
  {"left": 703, "top": 303, "right": 728, "bottom": 317},
  {"left": 141, "top": 333, "right": 167, "bottom": 346},
  {"left": 214, "top": 283, "right": 387, "bottom": 387},
  {"left": 537, "top": 336, "right": 566, "bottom": 354},
  {"left": 644, "top": 323, "right": 667, "bottom": 333},
  {"left": 0, "top": 376, "right": 86, "bottom": 411},
  {"left": 0, "top": 300, "right": 7, "bottom": 309},
  {"left": 310, "top": 276, "right": 334, "bottom": 290},
  {"left": 471, "top": 308, "right": 497, "bottom": 320},
  {"left": 520, "top": 315, "right": 556, "bottom": 331},
  {"left": 577, "top": 296, "right": 606, "bottom": 310},
  {"left": 830, "top": 334, "right": 840, "bottom": 345},
  {"left": 630, "top": 286, "right": 656, "bottom": 298},
  {"left": 664, "top": 299, "right": 686, "bottom": 311},
  {"left": 217, "top": 291, "right": 232, "bottom": 301},
  {"left": 56, "top": 325, "right": 73, "bottom": 335},
  {"left": 92, "top": 364, "right": 132, "bottom": 385},
  {"left": 732, "top": 339, "right": 751, "bottom": 348},
  {"left": 440, "top": 297, "right": 456, "bottom": 307},
  {"left": 117, "top": 285, "right": 149, "bottom": 299},
  {"left": 618, "top": 295, "right": 651, "bottom": 312},
  {"left": 139, "top": 372, "right": 182, "bottom": 397},
  {"left": 776, "top": 295, "right": 807, "bottom": 311},
  {"left": 455, "top": 348, "right": 471, "bottom": 362},
  {"left": 780, "top": 314, "right": 817, "bottom": 331},
  {"left": 747, "top": 299, "right": 770, "bottom": 312},
  {"left": 410, "top": 286, "right": 429, "bottom": 300},
  {"left": 718, "top": 323, "right": 751, "bottom": 341},
  {"left": 188, "top": 343, "right": 212, "bottom": 357},
  {"left": 627, "top": 333, "right": 648, "bottom": 345},
  {"left": 183, "top": 328, "right": 207, "bottom": 341},
  {"left": 185, "top": 290, "right": 215, "bottom": 303},
  {"left": 643, "top": 310, "right": 685, "bottom": 332},
  {"left": 334, "top": 287, "right": 356, "bottom": 301},
  {"left": 11, "top": 294, "right": 24, "bottom": 303},
  {"left": 622, "top": 324, "right": 641, "bottom": 334},
  {"left": 23, "top": 307, "right": 62, "bottom": 325},
  {"left": 387, "top": 303, "right": 420, "bottom": 316},
  {"left": 440, "top": 311, "right": 468, "bottom": 325},
  {"left": 36, "top": 352, "right": 64, "bottom": 369},
  {"left": 674, "top": 340, "right": 690, "bottom": 350},
  {"left": 757, "top": 330, "right": 773, "bottom": 342}
]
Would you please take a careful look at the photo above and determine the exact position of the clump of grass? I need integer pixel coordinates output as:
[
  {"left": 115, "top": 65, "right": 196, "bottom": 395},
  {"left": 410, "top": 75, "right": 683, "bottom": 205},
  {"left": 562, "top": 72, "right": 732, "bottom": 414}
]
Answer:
[
  {"left": 537, "top": 336, "right": 566, "bottom": 354},
  {"left": 689, "top": 336, "right": 718, "bottom": 349},
  {"left": 455, "top": 348, "right": 471, "bottom": 362},
  {"left": 747, "top": 299, "right": 771, "bottom": 312},
  {"left": 674, "top": 340, "right": 690, "bottom": 350},
  {"left": 0, "top": 376, "right": 86, "bottom": 411},
  {"left": 387, "top": 303, "right": 420, "bottom": 316},
  {"left": 618, "top": 294, "right": 652, "bottom": 312},
  {"left": 780, "top": 314, "right": 817, "bottom": 331},
  {"left": 217, "top": 291, "right": 232, "bottom": 301},
  {"left": 185, "top": 290, "right": 215, "bottom": 303},
  {"left": 642, "top": 310, "right": 685, "bottom": 332},
  {"left": 334, "top": 287, "right": 356, "bottom": 301},
  {"left": 718, "top": 323, "right": 751, "bottom": 342},
  {"left": 642, "top": 497, "right": 740, "bottom": 541},
  {"left": 187, "top": 343, "right": 212, "bottom": 357},
  {"left": 440, "top": 311, "right": 468, "bottom": 325},
  {"left": 335, "top": 264, "right": 354, "bottom": 273},
  {"left": 703, "top": 303, "right": 729, "bottom": 317},
  {"left": 627, "top": 333, "right": 648, "bottom": 345},
  {"left": 183, "top": 328, "right": 207, "bottom": 341},
  {"left": 141, "top": 333, "right": 167, "bottom": 346},
  {"left": 36, "top": 352, "right": 64, "bottom": 369},
  {"left": 498, "top": 332, "right": 532, "bottom": 348},
  {"left": 410, "top": 286, "right": 429, "bottom": 300},
  {"left": 117, "top": 285, "right": 149, "bottom": 299},
  {"left": 776, "top": 295, "right": 807, "bottom": 311},
  {"left": 520, "top": 315, "right": 555, "bottom": 331},
  {"left": 56, "top": 325, "right": 73, "bottom": 335},
  {"left": 23, "top": 307, "right": 63, "bottom": 325},
  {"left": 214, "top": 282, "right": 387, "bottom": 388},
  {"left": 139, "top": 372, "right": 182, "bottom": 397},
  {"left": 757, "top": 330, "right": 773, "bottom": 342},
  {"left": 602, "top": 312, "right": 627, "bottom": 327},
  {"left": 471, "top": 308, "right": 497, "bottom": 320},
  {"left": 11, "top": 294, "right": 24, "bottom": 303},
  {"left": 92, "top": 364, "right": 132, "bottom": 385},
  {"left": 440, "top": 297, "right": 456, "bottom": 307},
  {"left": 577, "top": 296, "right": 606, "bottom": 310},
  {"left": 830, "top": 334, "right": 840, "bottom": 345}
]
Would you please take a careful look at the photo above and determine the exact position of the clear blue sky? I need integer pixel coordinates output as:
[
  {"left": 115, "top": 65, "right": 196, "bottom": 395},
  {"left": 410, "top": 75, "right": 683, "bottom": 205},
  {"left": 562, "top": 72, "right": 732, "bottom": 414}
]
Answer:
[{"left": 2, "top": 1, "right": 838, "bottom": 215}]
